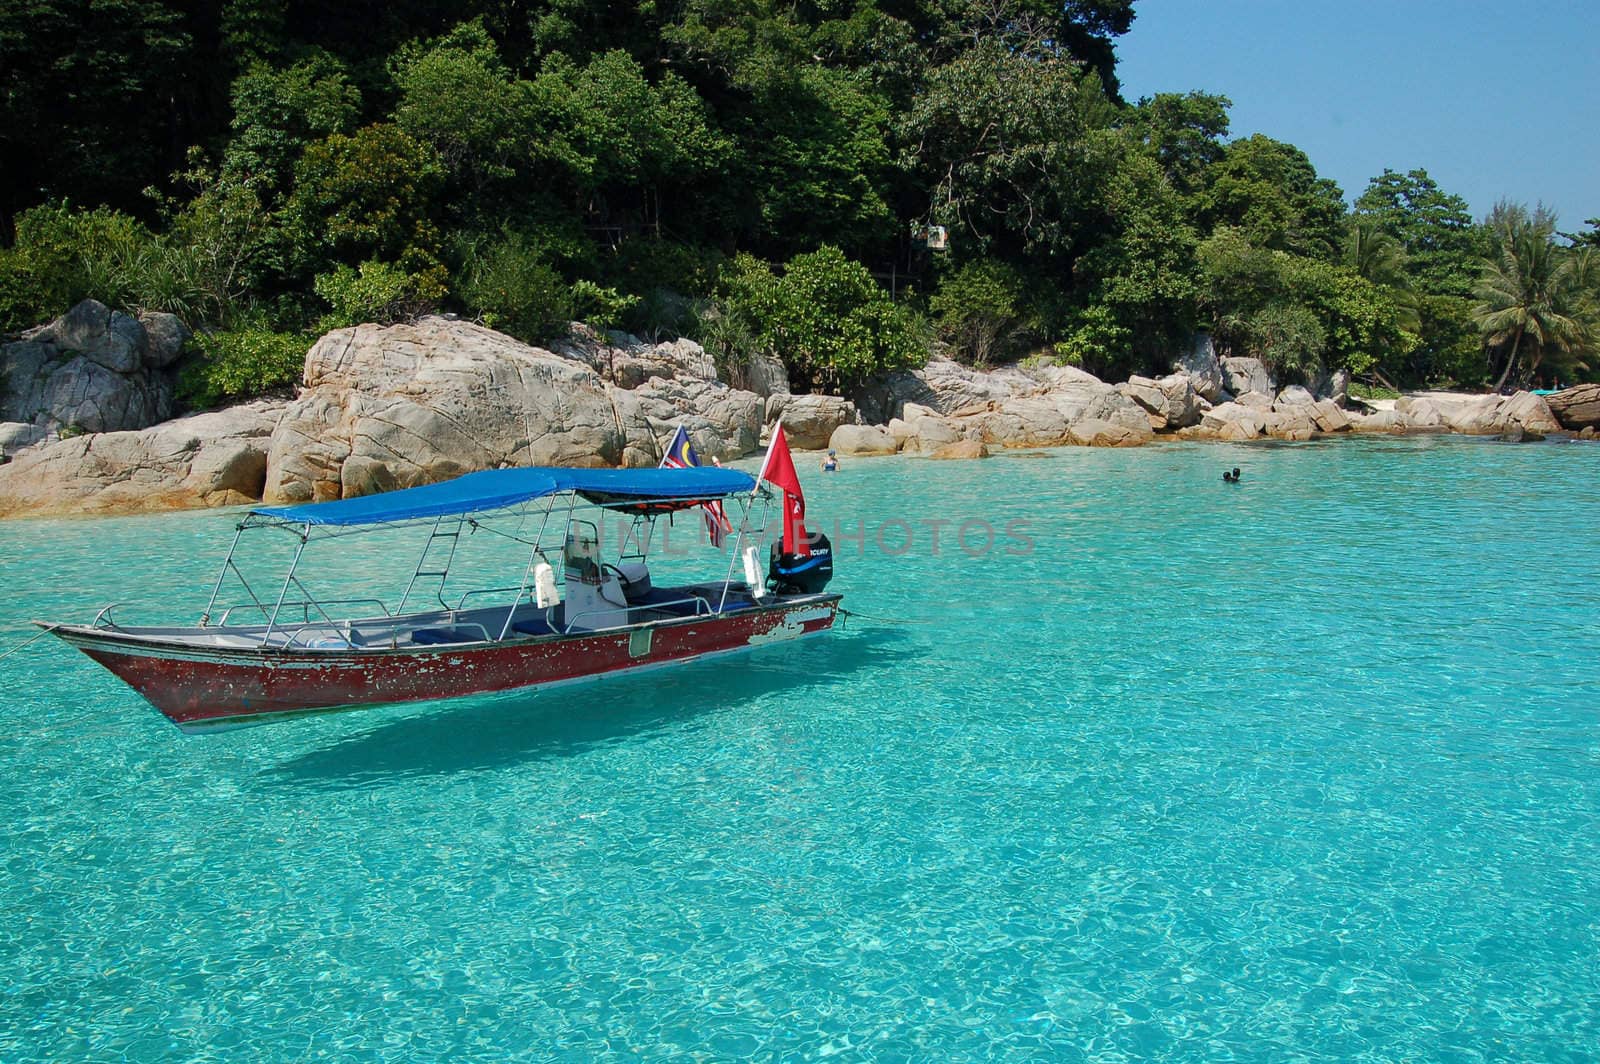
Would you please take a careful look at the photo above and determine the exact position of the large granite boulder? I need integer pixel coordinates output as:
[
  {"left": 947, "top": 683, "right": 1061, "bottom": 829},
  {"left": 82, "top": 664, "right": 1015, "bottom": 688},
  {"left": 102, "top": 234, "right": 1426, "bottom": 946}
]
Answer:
[
  {"left": 1393, "top": 396, "right": 1448, "bottom": 431},
  {"left": 1542, "top": 384, "right": 1600, "bottom": 431},
  {"left": 1395, "top": 391, "right": 1560, "bottom": 437},
  {"left": 1262, "top": 406, "right": 1315, "bottom": 441},
  {"left": 555, "top": 325, "right": 720, "bottom": 389},
  {"left": 726, "top": 350, "right": 791, "bottom": 398},
  {"left": 1310, "top": 399, "right": 1351, "bottom": 433},
  {"left": 137, "top": 311, "right": 191, "bottom": 369},
  {"left": 1, "top": 300, "right": 175, "bottom": 437},
  {"left": 766, "top": 393, "right": 856, "bottom": 448},
  {"left": 26, "top": 299, "right": 148, "bottom": 373},
  {"left": 1120, "top": 373, "right": 1202, "bottom": 430},
  {"left": 0, "top": 401, "right": 286, "bottom": 517},
  {"left": 265, "top": 318, "right": 637, "bottom": 503},
  {"left": 963, "top": 381, "right": 1154, "bottom": 448},
  {"left": 926, "top": 438, "right": 988, "bottom": 460},
  {"left": 895, "top": 411, "right": 964, "bottom": 455},
  {"left": 828, "top": 423, "right": 897, "bottom": 456},
  {"left": 1171, "top": 333, "right": 1225, "bottom": 402},
  {"left": 1221, "top": 356, "right": 1274, "bottom": 399},
  {"left": 852, "top": 356, "right": 1034, "bottom": 422},
  {"left": 610, "top": 377, "right": 764, "bottom": 468},
  {"left": 1498, "top": 390, "right": 1562, "bottom": 434},
  {"left": 1311, "top": 368, "right": 1350, "bottom": 406},
  {"left": 1199, "top": 401, "right": 1265, "bottom": 440}
]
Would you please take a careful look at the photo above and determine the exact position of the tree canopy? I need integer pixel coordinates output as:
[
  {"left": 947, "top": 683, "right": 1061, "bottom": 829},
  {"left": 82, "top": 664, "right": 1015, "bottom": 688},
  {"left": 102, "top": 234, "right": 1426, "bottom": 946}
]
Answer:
[{"left": 1, "top": 0, "right": 1595, "bottom": 402}]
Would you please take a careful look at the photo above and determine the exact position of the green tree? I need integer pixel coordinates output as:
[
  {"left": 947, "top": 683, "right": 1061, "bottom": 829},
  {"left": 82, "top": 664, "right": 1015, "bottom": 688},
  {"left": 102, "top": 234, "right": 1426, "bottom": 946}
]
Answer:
[
  {"left": 740, "top": 66, "right": 895, "bottom": 258},
  {"left": 1474, "top": 203, "right": 1587, "bottom": 390},
  {"left": 1199, "top": 226, "right": 1415, "bottom": 381},
  {"left": 900, "top": 39, "right": 1116, "bottom": 259},
  {"left": 177, "top": 324, "right": 310, "bottom": 409},
  {"left": 222, "top": 53, "right": 361, "bottom": 200},
  {"left": 454, "top": 230, "right": 572, "bottom": 343},
  {"left": 0, "top": 0, "right": 199, "bottom": 221},
  {"left": 729, "top": 246, "right": 924, "bottom": 393},
  {"left": 1353, "top": 169, "right": 1482, "bottom": 296},
  {"left": 930, "top": 259, "right": 1034, "bottom": 365},
  {"left": 391, "top": 21, "right": 584, "bottom": 206},
  {"left": 1068, "top": 142, "right": 1200, "bottom": 373},
  {"left": 285, "top": 124, "right": 447, "bottom": 279},
  {"left": 313, "top": 258, "right": 447, "bottom": 329},
  {"left": 1197, "top": 135, "right": 1346, "bottom": 260},
  {"left": 1128, "top": 91, "right": 1231, "bottom": 196}
]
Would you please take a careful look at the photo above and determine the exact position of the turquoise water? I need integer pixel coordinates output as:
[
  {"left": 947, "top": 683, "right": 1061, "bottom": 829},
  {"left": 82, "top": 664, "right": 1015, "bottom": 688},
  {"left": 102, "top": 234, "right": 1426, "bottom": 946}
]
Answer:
[{"left": 3, "top": 435, "right": 1599, "bottom": 1061}]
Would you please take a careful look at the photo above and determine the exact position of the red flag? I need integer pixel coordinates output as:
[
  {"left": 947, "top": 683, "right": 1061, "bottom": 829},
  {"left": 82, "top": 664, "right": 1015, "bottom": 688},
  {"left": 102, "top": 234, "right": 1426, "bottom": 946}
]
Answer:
[{"left": 758, "top": 424, "right": 810, "bottom": 556}]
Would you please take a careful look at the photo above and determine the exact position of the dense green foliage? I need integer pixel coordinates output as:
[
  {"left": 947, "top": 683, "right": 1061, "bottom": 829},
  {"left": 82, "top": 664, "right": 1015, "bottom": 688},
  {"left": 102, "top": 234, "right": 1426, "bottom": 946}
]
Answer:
[
  {"left": 176, "top": 326, "right": 310, "bottom": 410},
  {"left": 2, "top": 0, "right": 1595, "bottom": 406}
]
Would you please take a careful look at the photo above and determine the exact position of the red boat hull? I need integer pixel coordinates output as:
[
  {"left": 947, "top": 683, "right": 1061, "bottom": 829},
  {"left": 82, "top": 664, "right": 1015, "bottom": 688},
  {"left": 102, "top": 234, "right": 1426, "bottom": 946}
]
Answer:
[{"left": 53, "top": 596, "right": 841, "bottom": 732}]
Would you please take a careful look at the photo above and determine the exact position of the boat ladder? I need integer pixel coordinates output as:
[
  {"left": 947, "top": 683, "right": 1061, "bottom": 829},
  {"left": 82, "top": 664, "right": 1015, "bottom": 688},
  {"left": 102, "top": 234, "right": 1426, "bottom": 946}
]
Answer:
[{"left": 398, "top": 518, "right": 465, "bottom": 612}]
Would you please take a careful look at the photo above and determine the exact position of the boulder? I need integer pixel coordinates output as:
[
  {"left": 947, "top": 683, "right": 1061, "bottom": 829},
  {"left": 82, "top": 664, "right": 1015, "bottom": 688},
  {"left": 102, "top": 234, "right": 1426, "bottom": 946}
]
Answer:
[
  {"left": 969, "top": 396, "right": 1068, "bottom": 447},
  {"left": 726, "top": 350, "right": 790, "bottom": 398},
  {"left": 852, "top": 356, "right": 1033, "bottom": 421},
  {"left": 1069, "top": 418, "right": 1149, "bottom": 447},
  {"left": 2, "top": 300, "right": 175, "bottom": 435},
  {"left": 1497, "top": 390, "right": 1562, "bottom": 435},
  {"left": 1544, "top": 383, "right": 1600, "bottom": 431},
  {"left": 1394, "top": 397, "right": 1447, "bottom": 432},
  {"left": 828, "top": 423, "right": 897, "bottom": 456},
  {"left": 0, "top": 421, "right": 44, "bottom": 455},
  {"left": 609, "top": 377, "right": 764, "bottom": 467},
  {"left": 767, "top": 393, "right": 856, "bottom": 449},
  {"left": 25, "top": 299, "right": 147, "bottom": 374},
  {"left": 1118, "top": 372, "right": 1201, "bottom": 431},
  {"left": 1312, "top": 368, "right": 1351, "bottom": 407},
  {"left": 901, "top": 414, "right": 962, "bottom": 454},
  {"left": 1262, "top": 406, "right": 1315, "bottom": 441},
  {"left": 1350, "top": 409, "right": 1400, "bottom": 433},
  {"left": 925, "top": 439, "right": 988, "bottom": 460},
  {"left": 1310, "top": 399, "right": 1351, "bottom": 433},
  {"left": 1216, "top": 419, "right": 1260, "bottom": 442},
  {"left": 1236, "top": 390, "right": 1273, "bottom": 410},
  {"left": 1221, "top": 356, "right": 1273, "bottom": 399},
  {"left": 555, "top": 325, "right": 719, "bottom": 388},
  {"left": 264, "top": 318, "right": 631, "bottom": 503},
  {"left": 1201, "top": 402, "right": 1264, "bottom": 440},
  {"left": 1276, "top": 385, "right": 1315, "bottom": 406},
  {"left": 1172, "top": 333, "right": 1225, "bottom": 402},
  {"left": 0, "top": 400, "right": 286, "bottom": 517},
  {"left": 137, "top": 311, "right": 191, "bottom": 369},
  {"left": 1439, "top": 395, "right": 1504, "bottom": 435}
]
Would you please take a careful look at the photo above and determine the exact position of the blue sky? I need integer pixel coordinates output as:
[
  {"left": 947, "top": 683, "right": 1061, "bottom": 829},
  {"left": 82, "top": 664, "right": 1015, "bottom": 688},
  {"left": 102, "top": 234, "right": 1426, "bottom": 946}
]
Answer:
[{"left": 1114, "top": 0, "right": 1599, "bottom": 232}]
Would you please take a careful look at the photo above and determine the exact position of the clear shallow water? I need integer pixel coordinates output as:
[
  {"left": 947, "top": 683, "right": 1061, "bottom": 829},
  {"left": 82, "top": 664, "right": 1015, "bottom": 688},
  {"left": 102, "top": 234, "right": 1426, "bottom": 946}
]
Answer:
[{"left": 2, "top": 435, "right": 1599, "bottom": 1061}]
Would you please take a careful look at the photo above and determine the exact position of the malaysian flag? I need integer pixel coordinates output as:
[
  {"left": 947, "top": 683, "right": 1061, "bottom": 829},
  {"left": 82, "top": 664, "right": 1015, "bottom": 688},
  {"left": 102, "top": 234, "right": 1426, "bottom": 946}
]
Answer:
[{"left": 660, "top": 425, "right": 733, "bottom": 548}]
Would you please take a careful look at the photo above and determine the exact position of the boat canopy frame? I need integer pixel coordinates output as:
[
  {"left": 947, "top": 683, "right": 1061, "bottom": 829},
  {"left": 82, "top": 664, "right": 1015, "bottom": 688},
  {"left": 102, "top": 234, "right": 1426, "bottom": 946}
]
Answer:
[{"left": 193, "top": 466, "right": 777, "bottom": 646}]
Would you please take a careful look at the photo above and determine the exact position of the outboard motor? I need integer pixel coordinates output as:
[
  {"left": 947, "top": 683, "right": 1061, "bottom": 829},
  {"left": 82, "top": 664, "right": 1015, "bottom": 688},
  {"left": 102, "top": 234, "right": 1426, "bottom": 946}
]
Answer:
[{"left": 769, "top": 532, "right": 833, "bottom": 595}]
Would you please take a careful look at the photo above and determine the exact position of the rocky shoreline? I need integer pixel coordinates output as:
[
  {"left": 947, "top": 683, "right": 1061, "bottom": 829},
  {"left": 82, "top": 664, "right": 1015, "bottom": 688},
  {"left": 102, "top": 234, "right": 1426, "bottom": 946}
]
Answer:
[{"left": 2, "top": 301, "right": 1597, "bottom": 519}]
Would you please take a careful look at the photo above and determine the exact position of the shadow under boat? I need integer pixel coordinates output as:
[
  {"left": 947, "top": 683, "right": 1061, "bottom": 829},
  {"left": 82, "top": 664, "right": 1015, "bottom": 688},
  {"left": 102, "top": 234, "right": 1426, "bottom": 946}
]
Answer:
[{"left": 261, "top": 626, "right": 913, "bottom": 790}]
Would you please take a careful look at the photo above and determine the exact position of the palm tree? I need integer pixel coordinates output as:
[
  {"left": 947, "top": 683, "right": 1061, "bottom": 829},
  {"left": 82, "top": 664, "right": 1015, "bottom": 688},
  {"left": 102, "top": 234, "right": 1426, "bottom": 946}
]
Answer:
[
  {"left": 1344, "top": 219, "right": 1420, "bottom": 333},
  {"left": 1345, "top": 219, "right": 1408, "bottom": 288},
  {"left": 1473, "top": 203, "right": 1585, "bottom": 391}
]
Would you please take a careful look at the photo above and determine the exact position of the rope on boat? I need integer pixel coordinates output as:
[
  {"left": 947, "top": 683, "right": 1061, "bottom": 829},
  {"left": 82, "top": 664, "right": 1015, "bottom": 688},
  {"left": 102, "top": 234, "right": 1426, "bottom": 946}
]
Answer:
[
  {"left": 0, "top": 624, "right": 60, "bottom": 663},
  {"left": 836, "top": 607, "right": 940, "bottom": 628}
]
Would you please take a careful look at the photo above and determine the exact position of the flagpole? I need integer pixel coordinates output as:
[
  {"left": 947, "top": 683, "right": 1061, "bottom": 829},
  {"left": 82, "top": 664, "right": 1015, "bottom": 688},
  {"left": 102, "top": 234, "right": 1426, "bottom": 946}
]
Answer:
[{"left": 755, "top": 417, "right": 781, "bottom": 487}]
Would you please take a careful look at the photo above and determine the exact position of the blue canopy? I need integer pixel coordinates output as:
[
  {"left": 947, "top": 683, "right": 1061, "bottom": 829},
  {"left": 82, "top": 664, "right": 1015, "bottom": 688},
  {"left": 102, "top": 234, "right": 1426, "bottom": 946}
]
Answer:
[{"left": 250, "top": 466, "right": 756, "bottom": 527}]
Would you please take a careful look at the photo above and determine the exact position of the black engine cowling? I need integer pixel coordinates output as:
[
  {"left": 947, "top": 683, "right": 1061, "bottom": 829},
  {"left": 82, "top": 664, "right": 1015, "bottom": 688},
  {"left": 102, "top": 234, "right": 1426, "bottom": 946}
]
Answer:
[{"left": 769, "top": 532, "right": 833, "bottom": 595}]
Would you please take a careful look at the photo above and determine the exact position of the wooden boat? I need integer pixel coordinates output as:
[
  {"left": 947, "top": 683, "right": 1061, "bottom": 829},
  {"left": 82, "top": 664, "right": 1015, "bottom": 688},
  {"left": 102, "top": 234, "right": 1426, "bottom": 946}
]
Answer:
[{"left": 42, "top": 465, "right": 839, "bottom": 733}]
